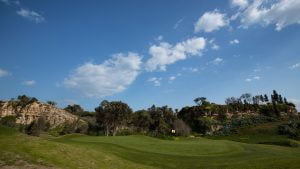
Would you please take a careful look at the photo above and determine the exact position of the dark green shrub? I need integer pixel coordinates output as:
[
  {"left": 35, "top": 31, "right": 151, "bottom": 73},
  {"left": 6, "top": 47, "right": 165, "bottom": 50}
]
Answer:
[
  {"left": 26, "top": 117, "right": 49, "bottom": 136},
  {"left": 278, "top": 120, "right": 300, "bottom": 139},
  {"left": 0, "top": 116, "right": 17, "bottom": 128}
]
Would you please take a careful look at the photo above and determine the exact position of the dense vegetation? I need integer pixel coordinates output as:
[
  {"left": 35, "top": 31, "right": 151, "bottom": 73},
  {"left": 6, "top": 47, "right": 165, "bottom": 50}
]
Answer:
[
  {"left": 0, "top": 90, "right": 298, "bottom": 138},
  {"left": 0, "top": 90, "right": 299, "bottom": 168}
]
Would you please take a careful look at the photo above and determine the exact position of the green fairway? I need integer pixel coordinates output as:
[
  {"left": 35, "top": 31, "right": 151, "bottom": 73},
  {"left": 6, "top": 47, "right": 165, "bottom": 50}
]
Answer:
[{"left": 1, "top": 126, "right": 300, "bottom": 169}]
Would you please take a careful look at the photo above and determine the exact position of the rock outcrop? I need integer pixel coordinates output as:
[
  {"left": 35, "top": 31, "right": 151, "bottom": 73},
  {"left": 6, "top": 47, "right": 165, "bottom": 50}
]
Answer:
[{"left": 0, "top": 101, "right": 85, "bottom": 128}]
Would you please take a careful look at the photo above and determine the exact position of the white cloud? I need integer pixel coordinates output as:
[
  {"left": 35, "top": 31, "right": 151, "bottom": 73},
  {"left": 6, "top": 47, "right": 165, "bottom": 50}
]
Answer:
[
  {"left": 64, "top": 52, "right": 142, "bottom": 97},
  {"left": 212, "top": 57, "right": 223, "bottom": 65},
  {"left": 174, "top": 18, "right": 184, "bottom": 29},
  {"left": 145, "top": 37, "right": 206, "bottom": 71},
  {"left": 245, "top": 75, "right": 261, "bottom": 82},
  {"left": 194, "top": 10, "right": 229, "bottom": 33},
  {"left": 212, "top": 44, "right": 220, "bottom": 50},
  {"left": 148, "top": 77, "right": 162, "bottom": 87},
  {"left": 1, "top": 0, "right": 10, "bottom": 5},
  {"left": 169, "top": 76, "right": 176, "bottom": 81},
  {"left": 245, "top": 78, "right": 252, "bottom": 82},
  {"left": 0, "top": 68, "right": 9, "bottom": 77},
  {"left": 253, "top": 76, "right": 261, "bottom": 80},
  {"left": 238, "top": 0, "right": 300, "bottom": 31},
  {"left": 289, "top": 62, "right": 300, "bottom": 69},
  {"left": 22, "top": 80, "right": 36, "bottom": 86},
  {"left": 182, "top": 67, "right": 199, "bottom": 73},
  {"left": 290, "top": 99, "right": 300, "bottom": 111},
  {"left": 230, "top": 0, "right": 249, "bottom": 9},
  {"left": 16, "top": 8, "right": 45, "bottom": 23},
  {"left": 209, "top": 39, "right": 220, "bottom": 50},
  {"left": 156, "top": 35, "right": 163, "bottom": 41},
  {"left": 230, "top": 39, "right": 240, "bottom": 44},
  {"left": 253, "top": 68, "right": 261, "bottom": 72}
]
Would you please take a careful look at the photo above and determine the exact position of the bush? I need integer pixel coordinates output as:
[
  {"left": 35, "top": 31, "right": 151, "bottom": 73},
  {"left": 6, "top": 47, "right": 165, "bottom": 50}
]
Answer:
[
  {"left": 217, "top": 115, "right": 276, "bottom": 135},
  {"left": 172, "top": 119, "right": 191, "bottom": 136},
  {"left": 0, "top": 116, "right": 17, "bottom": 128},
  {"left": 278, "top": 120, "right": 300, "bottom": 139},
  {"left": 26, "top": 117, "right": 49, "bottom": 136}
]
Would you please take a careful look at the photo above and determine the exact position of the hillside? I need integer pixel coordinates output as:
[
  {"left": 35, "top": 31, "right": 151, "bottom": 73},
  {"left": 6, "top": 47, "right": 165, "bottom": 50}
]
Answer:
[
  {"left": 0, "top": 98, "right": 86, "bottom": 129},
  {"left": 1, "top": 125, "right": 300, "bottom": 169}
]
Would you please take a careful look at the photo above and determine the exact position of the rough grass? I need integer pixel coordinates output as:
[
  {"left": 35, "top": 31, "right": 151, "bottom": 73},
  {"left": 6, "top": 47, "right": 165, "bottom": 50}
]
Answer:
[
  {"left": 209, "top": 121, "right": 300, "bottom": 147},
  {"left": 1, "top": 125, "right": 300, "bottom": 169}
]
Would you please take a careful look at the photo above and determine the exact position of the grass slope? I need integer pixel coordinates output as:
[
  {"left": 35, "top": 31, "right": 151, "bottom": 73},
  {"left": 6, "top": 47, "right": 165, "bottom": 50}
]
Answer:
[
  {"left": 1, "top": 125, "right": 300, "bottom": 169},
  {"left": 209, "top": 121, "right": 300, "bottom": 147}
]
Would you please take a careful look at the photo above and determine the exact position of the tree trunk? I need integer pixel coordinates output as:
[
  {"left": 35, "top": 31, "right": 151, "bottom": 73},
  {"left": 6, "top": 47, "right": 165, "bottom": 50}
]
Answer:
[
  {"left": 106, "top": 126, "right": 109, "bottom": 136},
  {"left": 112, "top": 126, "right": 118, "bottom": 136}
]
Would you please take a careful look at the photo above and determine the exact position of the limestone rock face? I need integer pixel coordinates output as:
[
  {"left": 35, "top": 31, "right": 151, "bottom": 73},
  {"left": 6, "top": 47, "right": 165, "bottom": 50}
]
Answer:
[{"left": 0, "top": 101, "right": 83, "bottom": 128}]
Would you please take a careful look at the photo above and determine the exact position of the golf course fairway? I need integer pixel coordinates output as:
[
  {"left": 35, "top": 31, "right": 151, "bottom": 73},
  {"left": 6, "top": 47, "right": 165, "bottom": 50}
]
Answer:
[{"left": 1, "top": 126, "right": 300, "bottom": 169}]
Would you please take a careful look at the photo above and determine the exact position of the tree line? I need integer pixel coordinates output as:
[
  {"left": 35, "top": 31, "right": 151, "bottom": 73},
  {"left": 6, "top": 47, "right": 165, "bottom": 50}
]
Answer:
[{"left": 0, "top": 90, "right": 298, "bottom": 137}]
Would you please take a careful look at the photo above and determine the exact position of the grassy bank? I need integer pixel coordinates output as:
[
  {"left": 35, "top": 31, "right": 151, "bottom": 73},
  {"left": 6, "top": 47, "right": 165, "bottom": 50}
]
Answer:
[{"left": 1, "top": 125, "right": 300, "bottom": 169}]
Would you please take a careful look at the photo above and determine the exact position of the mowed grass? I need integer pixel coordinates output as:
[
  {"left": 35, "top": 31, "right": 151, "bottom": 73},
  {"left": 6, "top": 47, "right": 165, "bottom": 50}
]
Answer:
[{"left": 1, "top": 125, "right": 300, "bottom": 169}]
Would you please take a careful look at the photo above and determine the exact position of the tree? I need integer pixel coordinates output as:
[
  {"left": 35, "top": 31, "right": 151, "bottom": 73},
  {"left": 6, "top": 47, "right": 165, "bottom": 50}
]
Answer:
[
  {"left": 240, "top": 93, "right": 252, "bottom": 104},
  {"left": 172, "top": 119, "right": 191, "bottom": 136},
  {"left": 194, "top": 97, "right": 209, "bottom": 106},
  {"left": 278, "top": 95, "right": 283, "bottom": 104},
  {"left": 17, "top": 95, "right": 38, "bottom": 107},
  {"left": 284, "top": 97, "right": 288, "bottom": 104},
  {"left": 95, "top": 100, "right": 132, "bottom": 136},
  {"left": 64, "top": 104, "right": 84, "bottom": 116},
  {"left": 264, "top": 94, "right": 269, "bottom": 103},
  {"left": 132, "top": 110, "right": 152, "bottom": 133},
  {"left": 47, "top": 101, "right": 57, "bottom": 106},
  {"left": 271, "top": 90, "right": 279, "bottom": 103},
  {"left": 26, "top": 116, "right": 49, "bottom": 136}
]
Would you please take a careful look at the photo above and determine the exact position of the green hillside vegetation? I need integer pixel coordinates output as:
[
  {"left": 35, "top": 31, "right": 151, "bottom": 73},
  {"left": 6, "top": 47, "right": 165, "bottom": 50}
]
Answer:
[
  {"left": 1, "top": 90, "right": 300, "bottom": 168},
  {"left": 1, "top": 125, "right": 300, "bottom": 169},
  {"left": 209, "top": 121, "right": 300, "bottom": 147}
]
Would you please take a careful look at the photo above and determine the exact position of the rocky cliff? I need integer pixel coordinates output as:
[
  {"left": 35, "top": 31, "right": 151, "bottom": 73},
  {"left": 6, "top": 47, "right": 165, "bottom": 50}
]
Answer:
[{"left": 0, "top": 101, "right": 84, "bottom": 128}]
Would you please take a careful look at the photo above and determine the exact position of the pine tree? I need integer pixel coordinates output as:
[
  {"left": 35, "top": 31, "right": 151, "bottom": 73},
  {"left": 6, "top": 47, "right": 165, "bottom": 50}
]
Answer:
[
  {"left": 278, "top": 95, "right": 283, "bottom": 104},
  {"left": 264, "top": 94, "right": 269, "bottom": 102},
  {"left": 284, "top": 97, "right": 288, "bottom": 104}
]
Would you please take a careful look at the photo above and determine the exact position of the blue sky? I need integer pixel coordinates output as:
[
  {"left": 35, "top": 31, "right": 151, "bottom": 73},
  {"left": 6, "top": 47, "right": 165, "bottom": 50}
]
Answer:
[{"left": 1, "top": 0, "right": 300, "bottom": 111}]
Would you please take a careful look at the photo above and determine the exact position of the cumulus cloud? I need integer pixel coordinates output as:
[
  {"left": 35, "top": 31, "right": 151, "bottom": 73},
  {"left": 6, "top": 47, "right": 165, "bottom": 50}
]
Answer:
[
  {"left": 145, "top": 37, "right": 206, "bottom": 71},
  {"left": 230, "top": 39, "right": 240, "bottom": 44},
  {"left": 230, "top": 0, "right": 249, "bottom": 9},
  {"left": 16, "top": 8, "right": 45, "bottom": 23},
  {"left": 0, "top": 68, "right": 9, "bottom": 77},
  {"left": 237, "top": 0, "right": 300, "bottom": 31},
  {"left": 22, "top": 80, "right": 36, "bottom": 86},
  {"left": 194, "top": 10, "right": 229, "bottom": 33},
  {"left": 289, "top": 62, "right": 300, "bottom": 69},
  {"left": 64, "top": 52, "right": 142, "bottom": 97},
  {"left": 148, "top": 77, "right": 162, "bottom": 87}
]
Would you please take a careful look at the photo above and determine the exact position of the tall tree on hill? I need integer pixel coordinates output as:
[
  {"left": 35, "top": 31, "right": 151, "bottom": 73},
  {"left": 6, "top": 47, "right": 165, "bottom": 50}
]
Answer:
[
  {"left": 264, "top": 94, "right": 269, "bottom": 103},
  {"left": 284, "top": 97, "right": 288, "bottom": 104},
  {"left": 194, "top": 97, "right": 210, "bottom": 106},
  {"left": 240, "top": 93, "right": 252, "bottom": 104},
  {"left": 95, "top": 100, "right": 132, "bottom": 136},
  {"left": 64, "top": 104, "right": 84, "bottom": 116},
  {"left": 271, "top": 90, "right": 279, "bottom": 103},
  {"left": 278, "top": 95, "right": 283, "bottom": 104}
]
